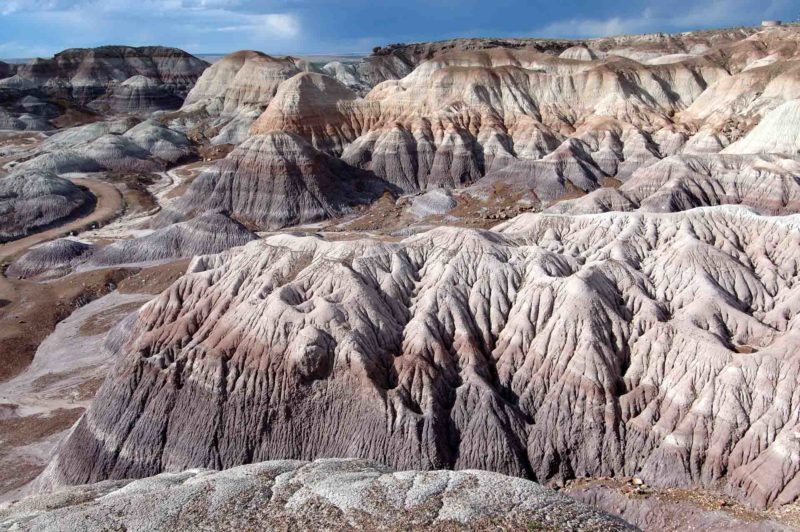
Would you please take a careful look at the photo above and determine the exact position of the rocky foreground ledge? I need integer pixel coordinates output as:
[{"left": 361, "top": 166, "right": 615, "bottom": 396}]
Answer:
[{"left": 0, "top": 459, "right": 632, "bottom": 531}]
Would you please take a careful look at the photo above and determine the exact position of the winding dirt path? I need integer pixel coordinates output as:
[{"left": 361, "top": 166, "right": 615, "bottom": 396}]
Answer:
[{"left": 0, "top": 178, "right": 123, "bottom": 267}]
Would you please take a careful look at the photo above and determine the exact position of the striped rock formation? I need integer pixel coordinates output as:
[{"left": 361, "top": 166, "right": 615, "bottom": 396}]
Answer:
[{"left": 48, "top": 207, "right": 800, "bottom": 510}]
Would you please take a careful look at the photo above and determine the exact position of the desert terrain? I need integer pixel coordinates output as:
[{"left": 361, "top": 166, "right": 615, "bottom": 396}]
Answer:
[{"left": 0, "top": 22, "right": 799, "bottom": 530}]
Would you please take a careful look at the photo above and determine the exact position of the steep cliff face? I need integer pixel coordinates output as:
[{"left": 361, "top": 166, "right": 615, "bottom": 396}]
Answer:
[{"left": 50, "top": 207, "right": 800, "bottom": 510}]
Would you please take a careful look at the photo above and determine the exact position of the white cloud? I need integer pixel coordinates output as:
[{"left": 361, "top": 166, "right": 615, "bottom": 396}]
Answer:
[
  {"left": 263, "top": 13, "right": 299, "bottom": 38},
  {"left": 213, "top": 13, "right": 300, "bottom": 39}
]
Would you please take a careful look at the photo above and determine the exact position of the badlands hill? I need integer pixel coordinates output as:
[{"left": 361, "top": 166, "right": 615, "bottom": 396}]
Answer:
[
  {"left": 0, "top": 46, "right": 208, "bottom": 129},
  {"left": 168, "top": 23, "right": 800, "bottom": 232},
  {"left": 327, "top": 26, "right": 760, "bottom": 92},
  {"left": 49, "top": 206, "right": 800, "bottom": 511},
  {"left": 173, "top": 50, "right": 309, "bottom": 144},
  {"left": 0, "top": 118, "right": 192, "bottom": 239},
  {"left": 171, "top": 131, "right": 391, "bottom": 229},
  {"left": 3, "top": 46, "right": 208, "bottom": 102},
  {"left": 3, "top": 22, "right": 800, "bottom": 530},
  {"left": 0, "top": 172, "right": 90, "bottom": 242}
]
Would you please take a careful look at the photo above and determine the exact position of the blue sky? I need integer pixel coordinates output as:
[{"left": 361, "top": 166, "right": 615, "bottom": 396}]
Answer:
[{"left": 1, "top": 0, "right": 797, "bottom": 59}]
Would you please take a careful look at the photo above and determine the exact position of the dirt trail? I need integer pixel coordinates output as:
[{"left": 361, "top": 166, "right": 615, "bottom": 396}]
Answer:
[
  {"left": 0, "top": 178, "right": 123, "bottom": 268},
  {"left": 0, "top": 177, "right": 125, "bottom": 381}
]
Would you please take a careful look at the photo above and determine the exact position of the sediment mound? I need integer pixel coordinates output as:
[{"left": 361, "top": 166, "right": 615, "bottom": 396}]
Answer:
[
  {"left": 89, "top": 75, "right": 184, "bottom": 114},
  {"left": 175, "top": 131, "right": 390, "bottom": 230},
  {"left": 174, "top": 51, "right": 306, "bottom": 144},
  {"left": 0, "top": 172, "right": 90, "bottom": 241},
  {"left": 0, "top": 46, "right": 207, "bottom": 105},
  {"left": 6, "top": 238, "right": 93, "bottom": 278},
  {"left": 549, "top": 153, "right": 800, "bottom": 215},
  {"left": 9, "top": 118, "right": 191, "bottom": 176},
  {"left": 10, "top": 459, "right": 632, "bottom": 531},
  {"left": 230, "top": 25, "right": 800, "bottom": 211},
  {"left": 0, "top": 46, "right": 207, "bottom": 129},
  {"left": 122, "top": 120, "right": 192, "bottom": 163},
  {"left": 49, "top": 207, "right": 800, "bottom": 510},
  {"left": 723, "top": 99, "right": 800, "bottom": 155},
  {"left": 88, "top": 213, "right": 256, "bottom": 266}
]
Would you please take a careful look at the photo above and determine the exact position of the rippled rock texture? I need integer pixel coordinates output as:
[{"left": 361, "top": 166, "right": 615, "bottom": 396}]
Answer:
[
  {"left": 8, "top": 459, "right": 632, "bottom": 531},
  {"left": 49, "top": 207, "right": 800, "bottom": 510}
]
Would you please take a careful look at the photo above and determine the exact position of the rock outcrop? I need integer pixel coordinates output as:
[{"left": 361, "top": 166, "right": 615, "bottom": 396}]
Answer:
[
  {"left": 0, "top": 172, "right": 90, "bottom": 242},
  {"left": 549, "top": 153, "right": 800, "bottom": 215},
  {"left": 10, "top": 459, "right": 632, "bottom": 531},
  {"left": 49, "top": 207, "right": 800, "bottom": 510},
  {"left": 88, "top": 213, "right": 256, "bottom": 266},
  {"left": 173, "top": 51, "right": 307, "bottom": 144},
  {"left": 6, "top": 238, "right": 93, "bottom": 279},
  {"left": 7, "top": 118, "right": 191, "bottom": 177},
  {"left": 125, "top": 26, "right": 800, "bottom": 232},
  {"left": 88, "top": 75, "right": 184, "bottom": 114},
  {"left": 0, "top": 61, "right": 15, "bottom": 80},
  {"left": 0, "top": 46, "right": 207, "bottom": 106},
  {"left": 722, "top": 99, "right": 800, "bottom": 155},
  {"left": 174, "top": 131, "right": 391, "bottom": 230},
  {"left": 229, "top": 25, "right": 800, "bottom": 219},
  {"left": 0, "top": 46, "right": 208, "bottom": 129}
]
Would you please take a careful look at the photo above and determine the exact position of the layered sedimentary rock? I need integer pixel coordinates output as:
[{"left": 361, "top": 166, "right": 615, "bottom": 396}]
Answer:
[
  {"left": 0, "top": 46, "right": 208, "bottom": 128},
  {"left": 250, "top": 72, "right": 367, "bottom": 156},
  {"left": 173, "top": 51, "right": 307, "bottom": 144},
  {"left": 549, "top": 153, "right": 800, "bottom": 215},
  {"left": 231, "top": 25, "right": 800, "bottom": 222},
  {"left": 0, "top": 90, "right": 60, "bottom": 131},
  {"left": 88, "top": 75, "right": 184, "bottom": 114},
  {"left": 356, "top": 26, "right": 757, "bottom": 86},
  {"left": 8, "top": 118, "right": 191, "bottom": 176},
  {"left": 174, "top": 131, "right": 390, "bottom": 230},
  {"left": 0, "top": 119, "right": 190, "bottom": 242},
  {"left": 110, "top": 25, "right": 798, "bottom": 234},
  {"left": 0, "top": 172, "right": 90, "bottom": 241},
  {"left": 88, "top": 213, "right": 256, "bottom": 266},
  {"left": 50, "top": 207, "right": 800, "bottom": 510},
  {"left": 6, "top": 238, "right": 93, "bottom": 278},
  {"left": 122, "top": 120, "right": 192, "bottom": 163},
  {"left": 0, "top": 107, "right": 50, "bottom": 131},
  {"left": 10, "top": 459, "right": 631, "bottom": 531},
  {"left": 722, "top": 99, "right": 800, "bottom": 155},
  {"left": 0, "top": 61, "right": 15, "bottom": 80},
  {"left": 0, "top": 46, "right": 208, "bottom": 105}
]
